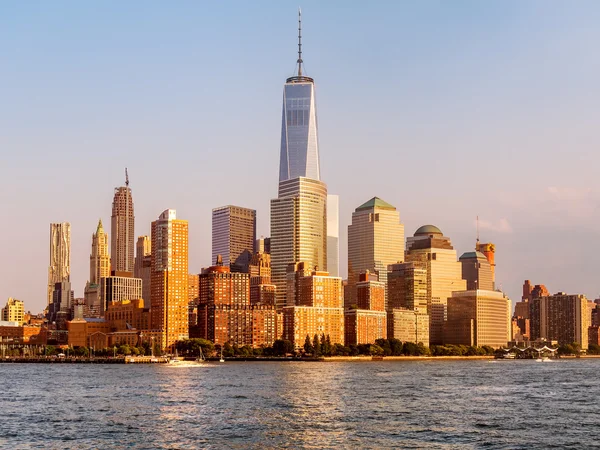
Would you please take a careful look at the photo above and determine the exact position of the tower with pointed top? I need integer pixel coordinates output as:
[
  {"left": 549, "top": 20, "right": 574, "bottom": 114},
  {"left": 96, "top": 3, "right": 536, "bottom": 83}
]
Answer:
[
  {"left": 90, "top": 219, "right": 110, "bottom": 285},
  {"left": 278, "top": 8, "right": 320, "bottom": 182},
  {"left": 111, "top": 170, "right": 135, "bottom": 273}
]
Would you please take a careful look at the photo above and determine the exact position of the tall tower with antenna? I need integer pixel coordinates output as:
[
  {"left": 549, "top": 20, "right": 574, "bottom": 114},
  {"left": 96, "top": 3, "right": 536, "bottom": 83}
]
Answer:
[
  {"left": 278, "top": 8, "right": 320, "bottom": 182},
  {"left": 475, "top": 216, "right": 496, "bottom": 288},
  {"left": 111, "top": 169, "right": 135, "bottom": 273}
]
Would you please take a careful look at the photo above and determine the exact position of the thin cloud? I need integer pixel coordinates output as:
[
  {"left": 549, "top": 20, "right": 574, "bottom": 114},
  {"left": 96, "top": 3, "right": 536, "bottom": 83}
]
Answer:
[{"left": 479, "top": 218, "right": 512, "bottom": 234}]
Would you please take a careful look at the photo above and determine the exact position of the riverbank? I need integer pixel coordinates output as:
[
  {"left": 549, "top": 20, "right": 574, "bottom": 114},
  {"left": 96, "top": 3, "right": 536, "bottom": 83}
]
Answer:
[{"left": 323, "top": 355, "right": 495, "bottom": 362}]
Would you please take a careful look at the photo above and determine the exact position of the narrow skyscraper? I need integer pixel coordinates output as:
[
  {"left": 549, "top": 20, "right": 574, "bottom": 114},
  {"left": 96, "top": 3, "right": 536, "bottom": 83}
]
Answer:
[
  {"left": 135, "top": 236, "right": 152, "bottom": 306},
  {"left": 279, "top": 9, "right": 320, "bottom": 182},
  {"left": 90, "top": 219, "right": 110, "bottom": 285},
  {"left": 111, "top": 169, "right": 134, "bottom": 273},
  {"left": 212, "top": 205, "right": 257, "bottom": 273},
  {"left": 150, "top": 210, "right": 189, "bottom": 350},
  {"left": 326, "top": 194, "right": 340, "bottom": 277},
  {"left": 48, "top": 222, "right": 71, "bottom": 309}
]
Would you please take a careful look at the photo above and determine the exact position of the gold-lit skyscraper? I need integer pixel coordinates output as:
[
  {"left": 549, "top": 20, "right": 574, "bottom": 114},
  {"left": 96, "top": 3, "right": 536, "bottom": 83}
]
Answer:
[
  {"left": 48, "top": 222, "right": 71, "bottom": 308},
  {"left": 405, "top": 225, "right": 466, "bottom": 345},
  {"left": 90, "top": 219, "right": 110, "bottom": 285},
  {"left": 270, "top": 177, "right": 327, "bottom": 310},
  {"left": 150, "top": 210, "right": 189, "bottom": 350},
  {"left": 111, "top": 171, "right": 134, "bottom": 273},
  {"left": 347, "top": 197, "right": 405, "bottom": 309}
]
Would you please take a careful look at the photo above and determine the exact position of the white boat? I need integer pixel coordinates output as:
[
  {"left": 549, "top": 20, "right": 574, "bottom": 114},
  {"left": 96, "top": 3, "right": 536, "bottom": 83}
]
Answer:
[{"left": 169, "top": 349, "right": 183, "bottom": 364}]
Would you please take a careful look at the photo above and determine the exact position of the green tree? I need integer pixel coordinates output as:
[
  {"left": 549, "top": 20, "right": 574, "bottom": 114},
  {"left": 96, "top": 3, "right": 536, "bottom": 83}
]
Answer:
[
  {"left": 588, "top": 344, "right": 600, "bottom": 355},
  {"left": 118, "top": 344, "right": 131, "bottom": 356},
  {"left": 389, "top": 338, "right": 403, "bottom": 356},
  {"left": 313, "top": 334, "right": 321, "bottom": 357},
  {"left": 417, "top": 342, "right": 430, "bottom": 356},
  {"left": 324, "top": 335, "right": 332, "bottom": 356},
  {"left": 375, "top": 338, "right": 392, "bottom": 356},
  {"left": 223, "top": 342, "right": 234, "bottom": 357},
  {"left": 303, "top": 335, "right": 314, "bottom": 355}
]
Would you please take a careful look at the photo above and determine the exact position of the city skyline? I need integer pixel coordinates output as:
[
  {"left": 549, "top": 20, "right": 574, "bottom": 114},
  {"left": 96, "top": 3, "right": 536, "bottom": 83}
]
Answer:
[{"left": 2, "top": 3, "right": 600, "bottom": 312}]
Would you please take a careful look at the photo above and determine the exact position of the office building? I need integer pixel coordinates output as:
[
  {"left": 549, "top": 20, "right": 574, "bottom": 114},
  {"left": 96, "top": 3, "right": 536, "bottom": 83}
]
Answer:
[
  {"left": 387, "top": 308, "right": 430, "bottom": 346},
  {"left": 256, "top": 237, "right": 271, "bottom": 254},
  {"left": 347, "top": 197, "right": 405, "bottom": 309},
  {"left": 212, "top": 205, "right": 257, "bottom": 272},
  {"left": 49, "top": 281, "right": 74, "bottom": 325},
  {"left": 48, "top": 222, "right": 71, "bottom": 309},
  {"left": 100, "top": 273, "right": 143, "bottom": 315},
  {"left": 356, "top": 272, "right": 385, "bottom": 311},
  {"left": 530, "top": 292, "right": 589, "bottom": 350},
  {"left": 150, "top": 209, "right": 189, "bottom": 350},
  {"left": 271, "top": 177, "right": 327, "bottom": 309},
  {"left": 278, "top": 10, "right": 320, "bottom": 183},
  {"left": 1, "top": 298, "right": 24, "bottom": 324},
  {"left": 459, "top": 251, "right": 494, "bottom": 291},
  {"left": 405, "top": 225, "right": 466, "bottom": 345},
  {"left": 327, "top": 194, "right": 340, "bottom": 277},
  {"left": 476, "top": 242, "right": 496, "bottom": 285},
  {"left": 111, "top": 172, "right": 135, "bottom": 272},
  {"left": 445, "top": 290, "right": 512, "bottom": 348},
  {"left": 249, "top": 251, "right": 275, "bottom": 306},
  {"left": 387, "top": 262, "right": 428, "bottom": 311}
]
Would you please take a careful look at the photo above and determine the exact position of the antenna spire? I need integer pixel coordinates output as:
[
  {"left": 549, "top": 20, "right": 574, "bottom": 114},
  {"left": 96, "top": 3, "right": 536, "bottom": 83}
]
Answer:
[
  {"left": 297, "top": 8, "right": 303, "bottom": 76},
  {"left": 125, "top": 167, "right": 129, "bottom": 187},
  {"left": 476, "top": 215, "right": 480, "bottom": 248}
]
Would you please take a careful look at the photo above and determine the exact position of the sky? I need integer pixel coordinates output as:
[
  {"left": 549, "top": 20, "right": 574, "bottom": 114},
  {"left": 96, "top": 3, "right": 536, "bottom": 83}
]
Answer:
[{"left": 2, "top": 1, "right": 600, "bottom": 313}]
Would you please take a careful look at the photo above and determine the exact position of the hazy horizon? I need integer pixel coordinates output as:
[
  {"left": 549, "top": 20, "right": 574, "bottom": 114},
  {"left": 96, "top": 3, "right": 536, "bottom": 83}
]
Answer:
[{"left": 2, "top": 1, "right": 600, "bottom": 313}]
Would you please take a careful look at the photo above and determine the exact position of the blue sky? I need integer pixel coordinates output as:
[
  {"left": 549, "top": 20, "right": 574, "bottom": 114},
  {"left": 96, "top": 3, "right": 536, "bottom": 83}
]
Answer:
[{"left": 2, "top": 1, "right": 600, "bottom": 313}]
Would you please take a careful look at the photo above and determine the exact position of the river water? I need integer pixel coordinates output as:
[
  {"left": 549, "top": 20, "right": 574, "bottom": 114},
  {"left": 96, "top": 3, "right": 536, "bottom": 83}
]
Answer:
[{"left": 0, "top": 359, "right": 596, "bottom": 449}]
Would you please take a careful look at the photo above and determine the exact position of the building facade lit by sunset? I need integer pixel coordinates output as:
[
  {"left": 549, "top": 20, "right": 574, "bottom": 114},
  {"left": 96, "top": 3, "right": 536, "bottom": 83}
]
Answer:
[
  {"left": 283, "top": 264, "right": 344, "bottom": 348},
  {"left": 347, "top": 197, "right": 405, "bottom": 309},
  {"left": 405, "top": 225, "right": 466, "bottom": 345},
  {"left": 150, "top": 209, "right": 189, "bottom": 350},
  {"left": 134, "top": 236, "right": 151, "bottom": 306},
  {"left": 445, "top": 290, "right": 511, "bottom": 348},
  {"left": 345, "top": 272, "right": 387, "bottom": 346},
  {"left": 271, "top": 177, "right": 327, "bottom": 309},
  {"left": 111, "top": 174, "right": 135, "bottom": 273},
  {"left": 48, "top": 222, "right": 71, "bottom": 310}
]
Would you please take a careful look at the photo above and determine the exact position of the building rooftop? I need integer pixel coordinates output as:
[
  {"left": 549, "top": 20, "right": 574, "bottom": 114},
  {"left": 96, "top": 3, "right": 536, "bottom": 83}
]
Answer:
[
  {"left": 355, "top": 197, "right": 396, "bottom": 212},
  {"left": 414, "top": 225, "right": 443, "bottom": 236},
  {"left": 459, "top": 251, "right": 488, "bottom": 260}
]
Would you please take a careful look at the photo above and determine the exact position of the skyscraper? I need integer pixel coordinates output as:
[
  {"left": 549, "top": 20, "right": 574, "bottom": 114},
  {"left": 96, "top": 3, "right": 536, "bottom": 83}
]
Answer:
[
  {"left": 326, "top": 194, "right": 339, "bottom": 277},
  {"left": 90, "top": 219, "right": 110, "bottom": 285},
  {"left": 278, "top": 9, "right": 320, "bottom": 182},
  {"left": 459, "top": 251, "right": 494, "bottom": 291},
  {"left": 212, "top": 205, "right": 256, "bottom": 273},
  {"left": 150, "top": 210, "right": 189, "bottom": 350},
  {"left": 271, "top": 177, "right": 327, "bottom": 309},
  {"left": 405, "top": 225, "right": 466, "bottom": 345},
  {"left": 48, "top": 222, "right": 71, "bottom": 309},
  {"left": 111, "top": 170, "right": 134, "bottom": 273},
  {"left": 347, "top": 197, "right": 405, "bottom": 309},
  {"left": 135, "top": 236, "right": 152, "bottom": 305}
]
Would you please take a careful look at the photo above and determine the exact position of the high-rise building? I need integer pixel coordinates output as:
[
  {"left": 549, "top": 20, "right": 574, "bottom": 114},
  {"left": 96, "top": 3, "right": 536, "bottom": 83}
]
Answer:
[
  {"left": 327, "top": 194, "right": 340, "bottom": 277},
  {"left": 345, "top": 272, "right": 387, "bottom": 346},
  {"left": 249, "top": 252, "right": 276, "bottom": 306},
  {"left": 278, "top": 10, "right": 320, "bottom": 183},
  {"left": 476, "top": 242, "right": 496, "bottom": 285},
  {"left": 256, "top": 237, "right": 271, "bottom": 254},
  {"left": 387, "top": 262, "right": 428, "bottom": 311},
  {"left": 445, "top": 290, "right": 512, "bottom": 348},
  {"left": 459, "top": 251, "right": 494, "bottom": 291},
  {"left": 150, "top": 210, "right": 189, "bottom": 350},
  {"left": 347, "top": 197, "right": 405, "bottom": 309},
  {"left": 111, "top": 171, "right": 134, "bottom": 273},
  {"left": 212, "top": 206, "right": 256, "bottom": 272},
  {"left": 2, "top": 298, "right": 24, "bottom": 324},
  {"left": 387, "top": 309, "right": 430, "bottom": 346},
  {"left": 48, "top": 222, "right": 71, "bottom": 309},
  {"left": 530, "top": 292, "right": 589, "bottom": 350},
  {"left": 271, "top": 177, "right": 327, "bottom": 309},
  {"left": 50, "top": 281, "right": 74, "bottom": 325},
  {"left": 405, "top": 225, "right": 466, "bottom": 345},
  {"left": 135, "top": 236, "right": 152, "bottom": 307},
  {"left": 90, "top": 219, "right": 110, "bottom": 285},
  {"left": 100, "top": 273, "right": 143, "bottom": 315},
  {"left": 282, "top": 264, "right": 344, "bottom": 349},
  {"left": 197, "top": 262, "right": 277, "bottom": 347}
]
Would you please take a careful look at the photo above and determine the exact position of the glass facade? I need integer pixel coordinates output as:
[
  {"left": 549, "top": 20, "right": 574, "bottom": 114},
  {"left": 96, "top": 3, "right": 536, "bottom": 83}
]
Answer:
[{"left": 279, "top": 81, "right": 320, "bottom": 182}]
